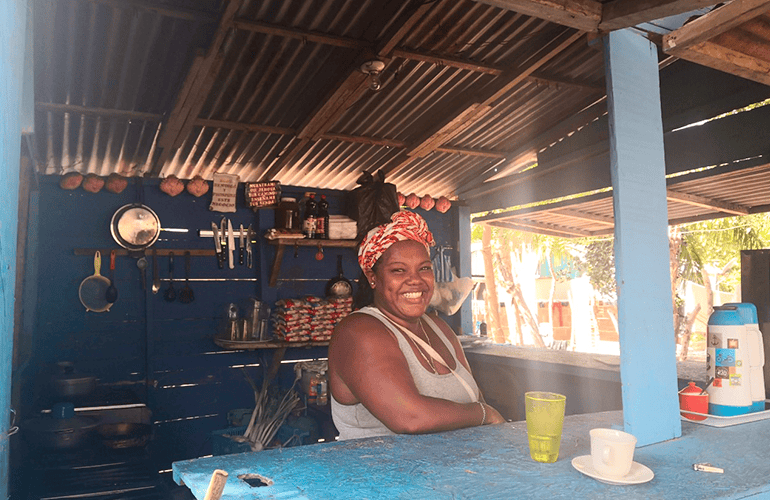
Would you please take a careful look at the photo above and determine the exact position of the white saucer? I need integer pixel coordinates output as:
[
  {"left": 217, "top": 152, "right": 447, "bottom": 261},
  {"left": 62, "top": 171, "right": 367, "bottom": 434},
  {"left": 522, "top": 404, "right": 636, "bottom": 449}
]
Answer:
[{"left": 571, "top": 455, "right": 654, "bottom": 485}]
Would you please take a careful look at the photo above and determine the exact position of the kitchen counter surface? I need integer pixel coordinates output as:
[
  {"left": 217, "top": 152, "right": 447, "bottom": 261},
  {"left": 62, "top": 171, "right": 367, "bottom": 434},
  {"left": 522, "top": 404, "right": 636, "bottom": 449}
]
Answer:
[
  {"left": 460, "top": 338, "right": 708, "bottom": 384},
  {"left": 173, "top": 410, "right": 770, "bottom": 499}
]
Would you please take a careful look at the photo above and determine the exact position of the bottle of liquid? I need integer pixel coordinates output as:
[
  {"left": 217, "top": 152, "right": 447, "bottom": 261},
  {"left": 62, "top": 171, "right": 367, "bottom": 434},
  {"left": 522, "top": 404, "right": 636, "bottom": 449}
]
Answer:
[
  {"left": 316, "top": 195, "right": 329, "bottom": 239},
  {"left": 303, "top": 194, "right": 318, "bottom": 238}
]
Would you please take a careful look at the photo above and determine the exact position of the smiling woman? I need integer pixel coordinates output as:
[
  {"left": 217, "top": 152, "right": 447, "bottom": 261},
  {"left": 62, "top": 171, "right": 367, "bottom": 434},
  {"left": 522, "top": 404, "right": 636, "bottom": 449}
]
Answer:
[{"left": 328, "top": 211, "right": 505, "bottom": 440}]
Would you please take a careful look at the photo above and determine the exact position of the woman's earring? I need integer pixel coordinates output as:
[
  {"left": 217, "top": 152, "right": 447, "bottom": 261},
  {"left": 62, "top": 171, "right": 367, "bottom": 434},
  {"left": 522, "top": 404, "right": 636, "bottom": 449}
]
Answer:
[{"left": 370, "top": 281, "right": 375, "bottom": 288}]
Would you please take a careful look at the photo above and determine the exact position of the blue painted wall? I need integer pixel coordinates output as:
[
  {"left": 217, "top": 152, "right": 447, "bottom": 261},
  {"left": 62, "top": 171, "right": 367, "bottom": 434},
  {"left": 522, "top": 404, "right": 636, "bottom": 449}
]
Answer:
[
  {"left": 16, "top": 178, "right": 462, "bottom": 470},
  {"left": 1, "top": 0, "right": 27, "bottom": 496}
]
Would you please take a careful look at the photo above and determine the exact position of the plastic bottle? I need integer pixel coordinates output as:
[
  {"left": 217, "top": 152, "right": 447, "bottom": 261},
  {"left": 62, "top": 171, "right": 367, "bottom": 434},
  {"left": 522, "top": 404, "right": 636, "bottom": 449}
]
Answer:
[
  {"left": 303, "top": 195, "right": 317, "bottom": 238},
  {"left": 317, "top": 195, "right": 329, "bottom": 239}
]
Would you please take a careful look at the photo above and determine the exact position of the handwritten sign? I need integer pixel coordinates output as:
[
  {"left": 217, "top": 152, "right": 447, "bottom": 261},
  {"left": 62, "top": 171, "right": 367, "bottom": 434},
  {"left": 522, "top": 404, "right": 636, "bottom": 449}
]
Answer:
[{"left": 209, "top": 173, "right": 240, "bottom": 213}]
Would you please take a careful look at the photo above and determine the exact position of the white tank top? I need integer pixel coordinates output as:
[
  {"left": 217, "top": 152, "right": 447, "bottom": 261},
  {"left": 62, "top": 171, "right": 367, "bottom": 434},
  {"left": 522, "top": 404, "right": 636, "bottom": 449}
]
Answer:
[{"left": 332, "top": 306, "right": 480, "bottom": 440}]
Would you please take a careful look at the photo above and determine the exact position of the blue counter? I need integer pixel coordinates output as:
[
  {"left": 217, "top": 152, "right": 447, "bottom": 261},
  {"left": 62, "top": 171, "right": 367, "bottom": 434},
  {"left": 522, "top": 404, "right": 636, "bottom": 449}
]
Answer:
[{"left": 173, "top": 410, "right": 770, "bottom": 499}]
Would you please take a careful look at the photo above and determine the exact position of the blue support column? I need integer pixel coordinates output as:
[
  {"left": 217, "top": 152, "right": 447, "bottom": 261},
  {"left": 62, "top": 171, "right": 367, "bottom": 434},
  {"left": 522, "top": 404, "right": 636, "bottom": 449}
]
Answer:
[
  {"left": 603, "top": 30, "right": 681, "bottom": 446},
  {"left": 457, "top": 205, "right": 472, "bottom": 335},
  {"left": 0, "top": 0, "right": 28, "bottom": 496}
]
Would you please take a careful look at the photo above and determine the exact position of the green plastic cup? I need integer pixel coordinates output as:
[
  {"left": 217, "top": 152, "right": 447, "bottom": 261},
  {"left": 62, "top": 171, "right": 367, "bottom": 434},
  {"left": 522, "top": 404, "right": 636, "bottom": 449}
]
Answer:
[{"left": 525, "top": 391, "right": 567, "bottom": 463}]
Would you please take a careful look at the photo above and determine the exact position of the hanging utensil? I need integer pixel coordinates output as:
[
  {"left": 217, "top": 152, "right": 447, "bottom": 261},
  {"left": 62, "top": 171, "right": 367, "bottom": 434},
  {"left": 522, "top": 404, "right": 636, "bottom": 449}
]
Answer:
[
  {"left": 227, "top": 219, "right": 235, "bottom": 269},
  {"left": 79, "top": 251, "right": 113, "bottom": 312},
  {"left": 164, "top": 252, "right": 176, "bottom": 302},
  {"left": 220, "top": 217, "right": 228, "bottom": 268},
  {"left": 179, "top": 251, "right": 195, "bottom": 304},
  {"left": 105, "top": 250, "right": 118, "bottom": 303},
  {"left": 238, "top": 224, "right": 245, "bottom": 265},
  {"left": 315, "top": 244, "right": 324, "bottom": 261},
  {"left": 245, "top": 224, "right": 254, "bottom": 269},
  {"left": 151, "top": 249, "right": 161, "bottom": 294},
  {"left": 136, "top": 256, "right": 147, "bottom": 290},
  {"left": 110, "top": 179, "right": 160, "bottom": 252},
  {"left": 211, "top": 222, "right": 223, "bottom": 269},
  {"left": 325, "top": 255, "right": 353, "bottom": 298}
]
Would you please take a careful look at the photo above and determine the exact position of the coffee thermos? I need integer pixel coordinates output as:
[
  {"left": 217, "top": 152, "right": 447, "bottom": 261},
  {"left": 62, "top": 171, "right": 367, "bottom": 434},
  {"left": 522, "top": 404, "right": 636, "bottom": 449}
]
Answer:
[{"left": 706, "top": 303, "right": 766, "bottom": 416}]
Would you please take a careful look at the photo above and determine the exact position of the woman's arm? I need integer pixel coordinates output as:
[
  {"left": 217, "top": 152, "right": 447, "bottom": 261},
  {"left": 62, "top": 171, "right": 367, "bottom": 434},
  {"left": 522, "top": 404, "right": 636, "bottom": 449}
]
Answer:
[{"left": 329, "top": 314, "right": 503, "bottom": 434}]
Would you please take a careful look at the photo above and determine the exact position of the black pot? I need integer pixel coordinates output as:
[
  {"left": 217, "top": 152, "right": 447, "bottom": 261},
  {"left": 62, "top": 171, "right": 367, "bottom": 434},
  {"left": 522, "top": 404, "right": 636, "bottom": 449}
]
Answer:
[
  {"left": 51, "top": 362, "right": 97, "bottom": 400},
  {"left": 97, "top": 422, "right": 152, "bottom": 449},
  {"left": 24, "top": 415, "right": 99, "bottom": 450}
]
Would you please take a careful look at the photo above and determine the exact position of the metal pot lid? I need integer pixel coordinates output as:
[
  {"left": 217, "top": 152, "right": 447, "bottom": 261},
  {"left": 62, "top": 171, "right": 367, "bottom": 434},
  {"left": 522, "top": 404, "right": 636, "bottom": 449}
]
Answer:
[
  {"left": 25, "top": 415, "right": 99, "bottom": 433},
  {"left": 52, "top": 362, "right": 95, "bottom": 382},
  {"left": 111, "top": 204, "right": 160, "bottom": 250}
]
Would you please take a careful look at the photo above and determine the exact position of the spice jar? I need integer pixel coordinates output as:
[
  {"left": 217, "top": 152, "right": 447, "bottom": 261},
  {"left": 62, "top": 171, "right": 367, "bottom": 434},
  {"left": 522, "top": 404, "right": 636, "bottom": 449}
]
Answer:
[{"left": 275, "top": 197, "right": 300, "bottom": 230}]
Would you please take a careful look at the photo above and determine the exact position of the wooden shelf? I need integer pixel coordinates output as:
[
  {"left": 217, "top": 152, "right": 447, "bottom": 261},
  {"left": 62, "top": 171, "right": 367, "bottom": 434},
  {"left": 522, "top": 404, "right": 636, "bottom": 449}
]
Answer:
[
  {"left": 213, "top": 336, "right": 329, "bottom": 350},
  {"left": 266, "top": 237, "right": 357, "bottom": 286}
]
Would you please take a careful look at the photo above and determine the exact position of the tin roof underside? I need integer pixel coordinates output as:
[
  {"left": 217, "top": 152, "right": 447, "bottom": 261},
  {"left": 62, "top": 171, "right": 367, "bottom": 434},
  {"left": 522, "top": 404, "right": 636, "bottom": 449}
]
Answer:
[{"left": 31, "top": 0, "right": 770, "bottom": 236}]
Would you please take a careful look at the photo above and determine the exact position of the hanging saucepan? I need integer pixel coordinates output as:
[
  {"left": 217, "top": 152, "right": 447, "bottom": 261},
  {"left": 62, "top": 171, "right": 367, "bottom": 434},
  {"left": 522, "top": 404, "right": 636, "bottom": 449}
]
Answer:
[
  {"left": 110, "top": 203, "right": 161, "bottom": 251},
  {"left": 325, "top": 255, "right": 353, "bottom": 298},
  {"left": 79, "top": 251, "right": 113, "bottom": 312}
]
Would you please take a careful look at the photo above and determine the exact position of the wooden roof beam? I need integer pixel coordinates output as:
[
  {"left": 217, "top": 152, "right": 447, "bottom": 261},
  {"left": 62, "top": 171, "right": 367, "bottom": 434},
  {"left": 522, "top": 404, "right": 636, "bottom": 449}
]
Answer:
[
  {"left": 663, "top": 0, "right": 770, "bottom": 50},
  {"left": 385, "top": 28, "right": 584, "bottom": 178},
  {"left": 151, "top": 0, "right": 242, "bottom": 175},
  {"left": 471, "top": 0, "right": 602, "bottom": 32},
  {"left": 232, "top": 18, "right": 369, "bottom": 50},
  {"left": 599, "top": 0, "right": 722, "bottom": 31},
  {"left": 484, "top": 219, "right": 593, "bottom": 238},
  {"left": 662, "top": 1, "right": 770, "bottom": 86},
  {"left": 550, "top": 207, "right": 614, "bottom": 226},
  {"left": 257, "top": 2, "right": 436, "bottom": 182},
  {"left": 666, "top": 189, "right": 750, "bottom": 216}
]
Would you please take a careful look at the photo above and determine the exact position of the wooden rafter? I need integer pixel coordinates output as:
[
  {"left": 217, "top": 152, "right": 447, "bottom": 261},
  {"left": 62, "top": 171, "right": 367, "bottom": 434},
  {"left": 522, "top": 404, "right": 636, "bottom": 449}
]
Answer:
[
  {"left": 83, "top": 0, "right": 218, "bottom": 22},
  {"left": 151, "top": 0, "right": 242, "bottom": 175},
  {"left": 232, "top": 18, "right": 368, "bottom": 50},
  {"left": 666, "top": 189, "right": 750, "bottom": 216},
  {"left": 257, "top": 1, "right": 436, "bottom": 182},
  {"left": 663, "top": 1, "right": 770, "bottom": 86},
  {"left": 600, "top": 0, "right": 722, "bottom": 31},
  {"left": 471, "top": 0, "right": 602, "bottom": 31},
  {"left": 384, "top": 28, "right": 585, "bottom": 178},
  {"left": 550, "top": 207, "right": 614, "bottom": 226},
  {"left": 487, "top": 219, "right": 593, "bottom": 238},
  {"left": 36, "top": 102, "right": 162, "bottom": 122}
]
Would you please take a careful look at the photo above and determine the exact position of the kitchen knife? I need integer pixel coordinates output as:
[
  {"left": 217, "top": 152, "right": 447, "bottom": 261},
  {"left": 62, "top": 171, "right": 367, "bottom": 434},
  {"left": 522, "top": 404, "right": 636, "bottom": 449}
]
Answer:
[
  {"left": 211, "top": 222, "right": 223, "bottom": 269},
  {"left": 227, "top": 219, "right": 235, "bottom": 269},
  {"left": 219, "top": 217, "right": 228, "bottom": 268},
  {"left": 245, "top": 224, "right": 254, "bottom": 269},
  {"left": 238, "top": 224, "right": 245, "bottom": 265}
]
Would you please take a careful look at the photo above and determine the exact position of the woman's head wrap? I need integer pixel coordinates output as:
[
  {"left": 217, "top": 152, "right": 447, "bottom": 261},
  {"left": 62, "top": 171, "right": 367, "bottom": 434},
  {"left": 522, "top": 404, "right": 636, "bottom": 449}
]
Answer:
[{"left": 358, "top": 210, "right": 435, "bottom": 272}]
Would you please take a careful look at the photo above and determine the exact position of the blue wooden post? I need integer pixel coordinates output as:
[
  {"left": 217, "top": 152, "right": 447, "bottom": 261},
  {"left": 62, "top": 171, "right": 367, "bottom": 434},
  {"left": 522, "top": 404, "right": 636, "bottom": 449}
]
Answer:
[
  {"left": 1, "top": 0, "right": 29, "bottom": 496},
  {"left": 457, "top": 205, "right": 473, "bottom": 335},
  {"left": 603, "top": 30, "right": 681, "bottom": 446}
]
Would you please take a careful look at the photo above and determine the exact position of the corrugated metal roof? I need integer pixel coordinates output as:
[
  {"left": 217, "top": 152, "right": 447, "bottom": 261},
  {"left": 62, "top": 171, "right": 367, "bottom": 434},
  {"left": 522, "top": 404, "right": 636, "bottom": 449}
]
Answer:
[{"left": 30, "top": 0, "right": 770, "bottom": 228}]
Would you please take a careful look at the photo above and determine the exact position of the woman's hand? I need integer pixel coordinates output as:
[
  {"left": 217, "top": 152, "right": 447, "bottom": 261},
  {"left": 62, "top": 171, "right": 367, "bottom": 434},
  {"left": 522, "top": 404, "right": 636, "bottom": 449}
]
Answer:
[{"left": 483, "top": 404, "right": 506, "bottom": 425}]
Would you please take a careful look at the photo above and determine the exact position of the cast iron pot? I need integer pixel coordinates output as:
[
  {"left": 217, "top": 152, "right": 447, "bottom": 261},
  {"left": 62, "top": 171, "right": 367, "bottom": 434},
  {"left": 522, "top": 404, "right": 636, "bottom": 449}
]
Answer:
[
  {"left": 97, "top": 422, "right": 152, "bottom": 450},
  {"left": 24, "top": 415, "right": 100, "bottom": 450},
  {"left": 51, "top": 362, "right": 97, "bottom": 400}
]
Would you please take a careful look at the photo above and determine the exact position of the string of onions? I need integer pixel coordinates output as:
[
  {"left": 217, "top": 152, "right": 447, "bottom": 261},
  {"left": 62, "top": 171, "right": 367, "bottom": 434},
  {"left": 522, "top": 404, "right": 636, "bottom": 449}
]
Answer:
[{"left": 234, "top": 368, "right": 301, "bottom": 452}]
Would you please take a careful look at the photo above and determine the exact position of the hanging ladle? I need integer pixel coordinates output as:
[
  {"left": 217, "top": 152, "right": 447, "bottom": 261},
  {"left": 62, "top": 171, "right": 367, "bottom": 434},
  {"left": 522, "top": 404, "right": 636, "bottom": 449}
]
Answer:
[
  {"left": 164, "top": 252, "right": 176, "bottom": 302},
  {"left": 179, "top": 251, "right": 195, "bottom": 304},
  {"left": 105, "top": 250, "right": 118, "bottom": 303}
]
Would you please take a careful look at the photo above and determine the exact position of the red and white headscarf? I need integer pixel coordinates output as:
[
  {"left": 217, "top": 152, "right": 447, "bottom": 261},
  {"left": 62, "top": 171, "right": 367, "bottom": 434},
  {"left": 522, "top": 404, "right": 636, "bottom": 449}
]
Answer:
[{"left": 358, "top": 210, "right": 435, "bottom": 272}]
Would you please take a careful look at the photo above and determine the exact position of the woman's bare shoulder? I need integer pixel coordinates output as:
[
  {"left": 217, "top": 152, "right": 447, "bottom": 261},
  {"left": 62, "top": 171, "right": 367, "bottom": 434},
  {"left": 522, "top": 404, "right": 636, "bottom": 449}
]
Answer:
[{"left": 331, "top": 311, "right": 394, "bottom": 347}]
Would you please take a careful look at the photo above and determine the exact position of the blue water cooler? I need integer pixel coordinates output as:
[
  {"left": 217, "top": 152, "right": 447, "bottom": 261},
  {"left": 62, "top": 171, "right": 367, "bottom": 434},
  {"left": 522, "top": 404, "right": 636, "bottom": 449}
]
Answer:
[
  {"left": 724, "top": 302, "right": 766, "bottom": 412},
  {"left": 707, "top": 305, "right": 753, "bottom": 416}
]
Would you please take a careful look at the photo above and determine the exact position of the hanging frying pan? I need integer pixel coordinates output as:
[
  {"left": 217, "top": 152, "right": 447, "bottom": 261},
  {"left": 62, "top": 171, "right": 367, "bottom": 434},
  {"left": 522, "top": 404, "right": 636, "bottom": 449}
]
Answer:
[
  {"left": 325, "top": 255, "right": 353, "bottom": 298},
  {"left": 110, "top": 178, "right": 161, "bottom": 252},
  {"left": 79, "top": 251, "right": 113, "bottom": 312},
  {"left": 110, "top": 203, "right": 160, "bottom": 251}
]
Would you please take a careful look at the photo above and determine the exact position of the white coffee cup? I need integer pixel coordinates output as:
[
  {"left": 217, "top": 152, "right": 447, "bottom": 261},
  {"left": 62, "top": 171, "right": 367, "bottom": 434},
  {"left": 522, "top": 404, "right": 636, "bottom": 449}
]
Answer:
[{"left": 589, "top": 428, "right": 637, "bottom": 478}]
